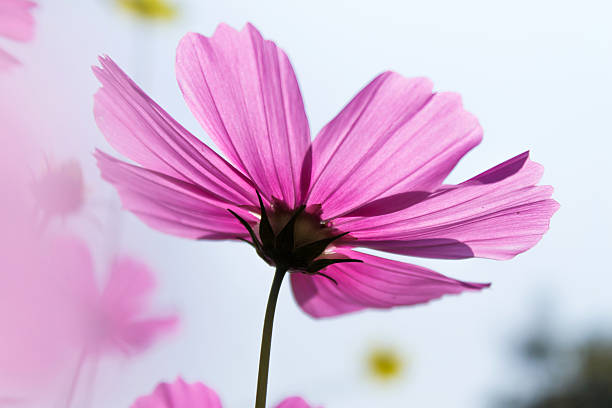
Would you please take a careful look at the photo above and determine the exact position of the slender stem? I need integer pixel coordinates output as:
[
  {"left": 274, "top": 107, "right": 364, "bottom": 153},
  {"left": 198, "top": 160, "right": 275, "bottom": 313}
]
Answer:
[
  {"left": 65, "top": 347, "right": 87, "bottom": 408},
  {"left": 255, "top": 267, "right": 287, "bottom": 408}
]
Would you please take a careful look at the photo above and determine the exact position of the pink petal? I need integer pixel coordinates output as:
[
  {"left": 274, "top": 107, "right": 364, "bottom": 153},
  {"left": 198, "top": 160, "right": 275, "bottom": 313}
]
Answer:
[
  {"left": 31, "top": 160, "right": 84, "bottom": 218},
  {"left": 93, "top": 56, "right": 256, "bottom": 207},
  {"left": 0, "top": 0, "right": 36, "bottom": 42},
  {"left": 98, "top": 256, "right": 177, "bottom": 355},
  {"left": 275, "top": 396, "right": 319, "bottom": 408},
  {"left": 96, "top": 150, "right": 254, "bottom": 240},
  {"left": 290, "top": 248, "right": 488, "bottom": 318},
  {"left": 338, "top": 152, "right": 559, "bottom": 260},
  {"left": 131, "top": 378, "right": 222, "bottom": 408},
  {"left": 101, "top": 257, "right": 157, "bottom": 317},
  {"left": 0, "top": 48, "right": 19, "bottom": 70},
  {"left": 307, "top": 72, "right": 482, "bottom": 219},
  {"left": 117, "top": 317, "right": 178, "bottom": 355},
  {"left": 176, "top": 23, "right": 311, "bottom": 207}
]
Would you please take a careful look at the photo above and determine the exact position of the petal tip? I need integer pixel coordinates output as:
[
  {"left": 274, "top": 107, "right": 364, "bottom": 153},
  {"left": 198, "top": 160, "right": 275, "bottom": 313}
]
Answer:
[{"left": 466, "top": 281, "right": 491, "bottom": 290}]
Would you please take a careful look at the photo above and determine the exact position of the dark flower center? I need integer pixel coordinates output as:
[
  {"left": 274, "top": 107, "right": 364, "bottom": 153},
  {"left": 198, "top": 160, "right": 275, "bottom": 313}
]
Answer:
[{"left": 228, "top": 192, "right": 361, "bottom": 284}]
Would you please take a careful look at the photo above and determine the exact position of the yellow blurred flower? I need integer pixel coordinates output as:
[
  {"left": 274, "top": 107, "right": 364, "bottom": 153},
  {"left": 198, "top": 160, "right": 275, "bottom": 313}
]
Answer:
[
  {"left": 366, "top": 346, "right": 406, "bottom": 381},
  {"left": 116, "top": 0, "right": 178, "bottom": 21}
]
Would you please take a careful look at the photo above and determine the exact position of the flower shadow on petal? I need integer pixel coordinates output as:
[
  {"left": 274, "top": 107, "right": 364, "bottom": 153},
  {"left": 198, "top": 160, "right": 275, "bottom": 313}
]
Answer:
[
  {"left": 350, "top": 238, "right": 475, "bottom": 260},
  {"left": 340, "top": 191, "right": 431, "bottom": 218}
]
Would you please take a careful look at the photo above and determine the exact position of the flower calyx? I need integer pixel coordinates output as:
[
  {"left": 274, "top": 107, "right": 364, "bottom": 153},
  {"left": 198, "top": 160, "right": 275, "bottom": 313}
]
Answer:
[{"left": 228, "top": 192, "right": 362, "bottom": 284}]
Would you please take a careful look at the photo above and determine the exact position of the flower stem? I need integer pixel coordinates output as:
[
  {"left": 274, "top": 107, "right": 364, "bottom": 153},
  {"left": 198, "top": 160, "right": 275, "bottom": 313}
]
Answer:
[
  {"left": 65, "top": 347, "right": 87, "bottom": 408},
  {"left": 255, "top": 267, "right": 287, "bottom": 408}
]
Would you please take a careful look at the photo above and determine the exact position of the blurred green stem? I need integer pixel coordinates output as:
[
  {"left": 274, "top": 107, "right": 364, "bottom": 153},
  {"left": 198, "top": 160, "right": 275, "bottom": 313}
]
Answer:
[{"left": 255, "top": 267, "right": 287, "bottom": 408}]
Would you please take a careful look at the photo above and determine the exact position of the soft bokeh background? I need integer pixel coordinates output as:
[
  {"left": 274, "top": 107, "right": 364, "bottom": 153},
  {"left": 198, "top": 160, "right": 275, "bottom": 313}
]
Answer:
[{"left": 1, "top": 0, "right": 610, "bottom": 406}]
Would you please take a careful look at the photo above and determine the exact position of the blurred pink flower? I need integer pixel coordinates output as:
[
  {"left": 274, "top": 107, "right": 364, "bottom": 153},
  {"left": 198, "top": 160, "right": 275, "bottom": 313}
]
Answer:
[
  {"left": 0, "top": 233, "right": 177, "bottom": 404},
  {"left": 0, "top": 110, "right": 74, "bottom": 402},
  {"left": 55, "top": 237, "right": 179, "bottom": 356},
  {"left": 131, "top": 378, "right": 319, "bottom": 408},
  {"left": 48, "top": 237, "right": 178, "bottom": 407},
  {"left": 1, "top": 140, "right": 88, "bottom": 228},
  {"left": 31, "top": 158, "right": 85, "bottom": 222},
  {"left": 0, "top": 0, "right": 35, "bottom": 70},
  {"left": 94, "top": 23, "right": 558, "bottom": 318}
]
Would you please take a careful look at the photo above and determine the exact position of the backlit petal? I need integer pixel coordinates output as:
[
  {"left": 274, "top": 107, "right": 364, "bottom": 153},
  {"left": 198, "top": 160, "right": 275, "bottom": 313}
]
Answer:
[
  {"left": 96, "top": 151, "right": 254, "bottom": 240},
  {"left": 275, "top": 396, "right": 318, "bottom": 408},
  {"left": 0, "top": 0, "right": 35, "bottom": 42},
  {"left": 291, "top": 248, "right": 488, "bottom": 318},
  {"left": 93, "top": 56, "right": 256, "bottom": 207},
  {"left": 0, "top": 48, "right": 19, "bottom": 70},
  {"left": 131, "top": 378, "right": 222, "bottom": 408},
  {"left": 176, "top": 24, "right": 311, "bottom": 207},
  {"left": 338, "top": 152, "right": 559, "bottom": 260},
  {"left": 97, "top": 256, "right": 177, "bottom": 355},
  {"left": 307, "top": 72, "right": 482, "bottom": 219}
]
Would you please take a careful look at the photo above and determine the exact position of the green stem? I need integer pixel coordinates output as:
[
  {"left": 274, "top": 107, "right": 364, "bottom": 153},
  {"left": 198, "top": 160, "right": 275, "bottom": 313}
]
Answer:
[{"left": 255, "top": 267, "right": 287, "bottom": 408}]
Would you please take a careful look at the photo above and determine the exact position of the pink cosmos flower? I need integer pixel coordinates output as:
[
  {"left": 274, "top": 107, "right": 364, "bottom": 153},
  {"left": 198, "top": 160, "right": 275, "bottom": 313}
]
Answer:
[
  {"left": 0, "top": 0, "right": 35, "bottom": 70},
  {"left": 0, "top": 111, "right": 176, "bottom": 403},
  {"left": 1, "top": 107, "right": 89, "bottom": 227},
  {"left": 131, "top": 378, "right": 319, "bottom": 408},
  {"left": 0, "top": 234, "right": 177, "bottom": 405},
  {"left": 94, "top": 23, "right": 558, "bottom": 318},
  {"left": 49, "top": 237, "right": 178, "bottom": 407},
  {"left": 0, "top": 120, "right": 82, "bottom": 402},
  {"left": 57, "top": 237, "right": 179, "bottom": 356}
]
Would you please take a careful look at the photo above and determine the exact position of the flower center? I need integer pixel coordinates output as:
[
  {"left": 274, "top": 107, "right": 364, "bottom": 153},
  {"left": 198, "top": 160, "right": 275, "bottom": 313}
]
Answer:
[
  {"left": 367, "top": 347, "right": 405, "bottom": 381},
  {"left": 228, "top": 192, "right": 361, "bottom": 283}
]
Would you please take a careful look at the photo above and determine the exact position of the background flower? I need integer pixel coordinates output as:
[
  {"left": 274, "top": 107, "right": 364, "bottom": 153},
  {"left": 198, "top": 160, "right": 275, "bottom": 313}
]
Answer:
[
  {"left": 0, "top": 0, "right": 35, "bottom": 69},
  {"left": 116, "top": 0, "right": 177, "bottom": 21},
  {"left": 366, "top": 345, "right": 406, "bottom": 382},
  {"left": 53, "top": 237, "right": 178, "bottom": 407},
  {"left": 131, "top": 377, "right": 319, "bottom": 408},
  {"left": 31, "top": 158, "right": 85, "bottom": 221}
]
